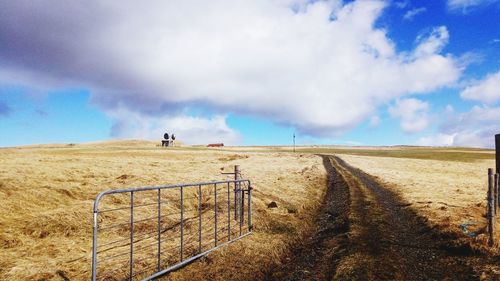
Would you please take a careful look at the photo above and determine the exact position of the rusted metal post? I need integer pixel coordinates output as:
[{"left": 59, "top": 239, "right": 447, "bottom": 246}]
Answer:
[{"left": 487, "top": 169, "right": 495, "bottom": 246}]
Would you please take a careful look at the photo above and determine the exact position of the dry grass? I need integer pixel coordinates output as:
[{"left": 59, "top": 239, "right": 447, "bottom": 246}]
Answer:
[
  {"left": 2, "top": 142, "right": 498, "bottom": 280},
  {"left": 0, "top": 142, "right": 326, "bottom": 280},
  {"left": 336, "top": 152, "right": 500, "bottom": 253}
]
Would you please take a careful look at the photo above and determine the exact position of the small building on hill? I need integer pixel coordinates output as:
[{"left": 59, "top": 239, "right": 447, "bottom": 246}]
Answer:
[{"left": 207, "top": 143, "right": 224, "bottom": 147}]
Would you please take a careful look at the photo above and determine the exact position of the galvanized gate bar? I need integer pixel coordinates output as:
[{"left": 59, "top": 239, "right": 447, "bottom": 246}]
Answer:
[
  {"left": 227, "top": 182, "right": 231, "bottom": 240},
  {"left": 239, "top": 189, "right": 243, "bottom": 236},
  {"left": 91, "top": 205, "right": 98, "bottom": 280},
  {"left": 214, "top": 183, "right": 218, "bottom": 247},
  {"left": 157, "top": 189, "right": 161, "bottom": 272},
  {"left": 91, "top": 179, "right": 252, "bottom": 281},
  {"left": 130, "top": 192, "right": 134, "bottom": 280},
  {"left": 248, "top": 184, "right": 253, "bottom": 230},
  {"left": 197, "top": 184, "right": 202, "bottom": 254},
  {"left": 180, "top": 186, "right": 184, "bottom": 262}
]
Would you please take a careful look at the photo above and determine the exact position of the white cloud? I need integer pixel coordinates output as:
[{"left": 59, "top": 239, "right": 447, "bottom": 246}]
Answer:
[
  {"left": 447, "top": 0, "right": 499, "bottom": 12},
  {"left": 414, "top": 26, "right": 449, "bottom": 57},
  {"left": 0, "top": 0, "right": 461, "bottom": 143},
  {"left": 460, "top": 71, "right": 500, "bottom": 104},
  {"left": 403, "top": 7, "right": 427, "bottom": 21},
  {"left": 109, "top": 108, "right": 242, "bottom": 145},
  {"left": 456, "top": 52, "right": 484, "bottom": 69},
  {"left": 389, "top": 98, "right": 430, "bottom": 133},
  {"left": 419, "top": 105, "right": 500, "bottom": 148}
]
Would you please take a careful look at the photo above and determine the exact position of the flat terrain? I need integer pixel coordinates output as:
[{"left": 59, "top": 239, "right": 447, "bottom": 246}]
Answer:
[
  {"left": 1, "top": 142, "right": 499, "bottom": 280},
  {"left": 0, "top": 141, "right": 326, "bottom": 280},
  {"left": 336, "top": 153, "right": 500, "bottom": 250}
]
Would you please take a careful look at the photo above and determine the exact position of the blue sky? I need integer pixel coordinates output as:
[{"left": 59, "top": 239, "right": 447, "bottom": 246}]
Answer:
[{"left": 1, "top": 0, "right": 500, "bottom": 147}]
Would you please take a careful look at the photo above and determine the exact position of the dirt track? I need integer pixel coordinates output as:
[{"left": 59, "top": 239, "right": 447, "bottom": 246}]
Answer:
[{"left": 269, "top": 155, "right": 500, "bottom": 281}]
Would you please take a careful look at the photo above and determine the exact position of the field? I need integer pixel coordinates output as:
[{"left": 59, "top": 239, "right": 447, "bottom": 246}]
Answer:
[
  {"left": 336, "top": 154, "right": 500, "bottom": 248},
  {"left": 0, "top": 141, "right": 326, "bottom": 280},
  {"left": 296, "top": 145, "right": 499, "bottom": 251},
  {"left": 0, "top": 142, "right": 499, "bottom": 280}
]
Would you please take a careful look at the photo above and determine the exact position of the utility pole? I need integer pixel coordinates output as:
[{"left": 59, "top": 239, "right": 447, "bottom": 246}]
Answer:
[{"left": 293, "top": 132, "right": 296, "bottom": 153}]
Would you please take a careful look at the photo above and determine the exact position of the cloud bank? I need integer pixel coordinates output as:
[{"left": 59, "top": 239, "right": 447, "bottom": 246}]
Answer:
[
  {"left": 419, "top": 105, "right": 500, "bottom": 148},
  {"left": 0, "top": 0, "right": 460, "bottom": 143},
  {"left": 109, "top": 109, "right": 242, "bottom": 145},
  {"left": 418, "top": 71, "right": 500, "bottom": 148}
]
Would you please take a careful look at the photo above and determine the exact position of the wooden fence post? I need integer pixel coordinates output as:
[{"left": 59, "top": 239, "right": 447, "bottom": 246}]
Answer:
[
  {"left": 496, "top": 134, "right": 500, "bottom": 174},
  {"left": 496, "top": 173, "right": 500, "bottom": 212},
  {"left": 487, "top": 168, "right": 495, "bottom": 246},
  {"left": 495, "top": 173, "right": 499, "bottom": 215}
]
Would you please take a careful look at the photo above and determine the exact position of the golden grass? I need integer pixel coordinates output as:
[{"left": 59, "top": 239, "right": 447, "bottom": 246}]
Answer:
[
  {"left": 2, "top": 142, "right": 498, "bottom": 280},
  {"left": 336, "top": 153, "right": 500, "bottom": 253},
  {"left": 0, "top": 142, "right": 326, "bottom": 280}
]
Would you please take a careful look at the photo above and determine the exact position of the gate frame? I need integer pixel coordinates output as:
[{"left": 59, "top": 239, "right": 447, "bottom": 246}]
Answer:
[{"left": 91, "top": 179, "right": 252, "bottom": 281}]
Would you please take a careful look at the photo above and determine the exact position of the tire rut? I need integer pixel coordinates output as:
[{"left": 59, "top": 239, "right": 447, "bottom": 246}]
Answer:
[
  {"left": 268, "top": 155, "right": 481, "bottom": 281},
  {"left": 331, "top": 155, "right": 477, "bottom": 281},
  {"left": 267, "top": 155, "right": 350, "bottom": 280}
]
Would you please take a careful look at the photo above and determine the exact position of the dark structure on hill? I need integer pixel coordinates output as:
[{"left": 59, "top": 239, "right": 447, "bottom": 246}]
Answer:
[{"left": 162, "top": 133, "right": 175, "bottom": 147}]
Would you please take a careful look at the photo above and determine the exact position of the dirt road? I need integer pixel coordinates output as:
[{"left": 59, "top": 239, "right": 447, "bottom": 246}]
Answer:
[{"left": 269, "top": 155, "right": 499, "bottom": 280}]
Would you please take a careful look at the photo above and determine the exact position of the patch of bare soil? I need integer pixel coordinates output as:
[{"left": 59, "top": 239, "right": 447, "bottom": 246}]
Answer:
[{"left": 270, "top": 155, "right": 500, "bottom": 280}]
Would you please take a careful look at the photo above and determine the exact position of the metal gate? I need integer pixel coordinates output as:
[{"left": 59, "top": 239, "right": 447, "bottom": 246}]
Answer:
[{"left": 91, "top": 179, "right": 252, "bottom": 281}]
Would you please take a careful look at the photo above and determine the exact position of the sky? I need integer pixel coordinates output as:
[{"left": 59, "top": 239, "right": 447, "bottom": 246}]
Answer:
[{"left": 0, "top": 0, "right": 499, "bottom": 147}]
